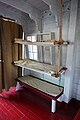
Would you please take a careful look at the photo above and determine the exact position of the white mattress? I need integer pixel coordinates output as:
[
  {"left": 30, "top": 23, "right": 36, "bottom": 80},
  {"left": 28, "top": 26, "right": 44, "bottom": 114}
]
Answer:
[
  {"left": 14, "top": 59, "right": 63, "bottom": 75},
  {"left": 18, "top": 76, "right": 63, "bottom": 97}
]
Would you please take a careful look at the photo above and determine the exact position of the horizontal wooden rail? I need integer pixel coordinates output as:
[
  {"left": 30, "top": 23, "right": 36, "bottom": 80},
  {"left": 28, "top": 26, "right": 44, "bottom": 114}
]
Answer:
[{"left": 14, "top": 38, "right": 69, "bottom": 46}]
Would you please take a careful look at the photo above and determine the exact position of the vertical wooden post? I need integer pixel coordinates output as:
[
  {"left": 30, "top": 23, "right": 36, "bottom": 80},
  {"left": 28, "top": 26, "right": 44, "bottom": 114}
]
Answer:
[
  {"left": 58, "top": 46, "right": 61, "bottom": 72},
  {"left": 58, "top": 0, "right": 62, "bottom": 73}
]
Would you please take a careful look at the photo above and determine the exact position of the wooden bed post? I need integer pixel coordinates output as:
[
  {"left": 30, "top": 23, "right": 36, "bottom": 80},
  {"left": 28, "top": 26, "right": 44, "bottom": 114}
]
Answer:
[
  {"left": 16, "top": 82, "right": 21, "bottom": 91},
  {"left": 51, "top": 93, "right": 63, "bottom": 113},
  {"left": 51, "top": 99, "right": 56, "bottom": 113}
]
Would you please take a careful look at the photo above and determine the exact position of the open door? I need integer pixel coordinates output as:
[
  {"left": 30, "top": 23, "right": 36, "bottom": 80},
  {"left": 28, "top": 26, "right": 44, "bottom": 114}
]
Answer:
[
  {"left": 0, "top": 17, "right": 23, "bottom": 92},
  {"left": 0, "top": 38, "right": 2, "bottom": 92}
]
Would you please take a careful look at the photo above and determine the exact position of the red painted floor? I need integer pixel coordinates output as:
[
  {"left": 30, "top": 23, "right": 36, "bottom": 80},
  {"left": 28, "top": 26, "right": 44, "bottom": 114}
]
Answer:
[
  {"left": 0, "top": 87, "right": 80, "bottom": 120},
  {"left": 74, "top": 109, "right": 80, "bottom": 120}
]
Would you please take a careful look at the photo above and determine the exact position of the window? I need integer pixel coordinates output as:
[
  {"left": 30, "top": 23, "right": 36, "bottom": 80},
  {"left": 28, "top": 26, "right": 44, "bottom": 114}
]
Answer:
[{"left": 27, "top": 36, "right": 38, "bottom": 60}]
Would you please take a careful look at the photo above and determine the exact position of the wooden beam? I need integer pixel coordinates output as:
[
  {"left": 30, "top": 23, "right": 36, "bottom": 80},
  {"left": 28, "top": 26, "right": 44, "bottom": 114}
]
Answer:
[
  {"left": 14, "top": 38, "right": 69, "bottom": 46},
  {"left": 14, "top": 38, "right": 54, "bottom": 46}
]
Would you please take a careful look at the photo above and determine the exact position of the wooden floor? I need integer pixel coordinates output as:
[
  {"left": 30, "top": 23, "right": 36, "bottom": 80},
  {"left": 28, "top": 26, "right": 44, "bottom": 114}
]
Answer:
[
  {"left": 0, "top": 87, "right": 80, "bottom": 120},
  {"left": 74, "top": 109, "right": 80, "bottom": 120}
]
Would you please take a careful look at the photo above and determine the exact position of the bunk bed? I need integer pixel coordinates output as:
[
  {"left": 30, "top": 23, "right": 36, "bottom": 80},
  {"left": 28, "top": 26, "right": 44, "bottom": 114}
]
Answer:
[{"left": 14, "top": 0, "right": 68, "bottom": 113}]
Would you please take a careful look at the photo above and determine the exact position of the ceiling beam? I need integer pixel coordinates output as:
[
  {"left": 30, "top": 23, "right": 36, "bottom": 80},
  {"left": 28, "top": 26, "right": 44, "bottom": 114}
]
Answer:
[
  {"left": 0, "top": 0, "right": 42, "bottom": 32},
  {"left": 42, "top": 0, "right": 60, "bottom": 26},
  {"left": 0, "top": 0, "right": 41, "bottom": 21},
  {"left": 42, "top": 0, "right": 60, "bottom": 13},
  {"left": 42, "top": 0, "right": 50, "bottom": 5}
]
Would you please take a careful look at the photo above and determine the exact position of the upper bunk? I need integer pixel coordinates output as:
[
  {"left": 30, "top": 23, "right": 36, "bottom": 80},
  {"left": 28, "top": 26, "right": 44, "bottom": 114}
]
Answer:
[{"left": 14, "top": 59, "right": 67, "bottom": 77}]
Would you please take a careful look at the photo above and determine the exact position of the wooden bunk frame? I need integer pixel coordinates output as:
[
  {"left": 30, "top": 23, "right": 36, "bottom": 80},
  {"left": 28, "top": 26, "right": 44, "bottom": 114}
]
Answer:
[
  {"left": 14, "top": 0, "right": 67, "bottom": 113},
  {"left": 14, "top": 38, "right": 54, "bottom": 46},
  {"left": 14, "top": 38, "right": 69, "bottom": 46},
  {"left": 16, "top": 75, "right": 64, "bottom": 113},
  {"left": 14, "top": 59, "right": 66, "bottom": 76},
  {"left": 17, "top": 76, "right": 63, "bottom": 98}
]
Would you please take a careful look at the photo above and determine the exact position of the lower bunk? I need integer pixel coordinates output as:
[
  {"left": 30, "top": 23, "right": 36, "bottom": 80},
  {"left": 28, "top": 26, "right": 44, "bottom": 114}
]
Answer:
[{"left": 16, "top": 75, "right": 64, "bottom": 113}]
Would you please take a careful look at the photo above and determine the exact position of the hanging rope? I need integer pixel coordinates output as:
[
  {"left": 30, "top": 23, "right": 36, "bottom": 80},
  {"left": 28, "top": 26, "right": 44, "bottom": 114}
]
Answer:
[
  {"left": 52, "top": 0, "right": 63, "bottom": 78},
  {"left": 59, "top": 0, "right": 62, "bottom": 41},
  {"left": 58, "top": 0, "right": 62, "bottom": 73},
  {"left": 52, "top": 0, "right": 68, "bottom": 78}
]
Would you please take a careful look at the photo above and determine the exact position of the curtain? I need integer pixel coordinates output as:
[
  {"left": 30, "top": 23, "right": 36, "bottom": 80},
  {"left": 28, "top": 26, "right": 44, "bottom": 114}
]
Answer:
[{"left": 0, "top": 17, "right": 23, "bottom": 92}]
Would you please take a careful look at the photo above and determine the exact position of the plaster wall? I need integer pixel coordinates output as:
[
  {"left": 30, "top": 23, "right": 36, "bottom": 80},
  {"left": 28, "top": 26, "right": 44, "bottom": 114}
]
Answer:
[{"left": 72, "top": 1, "right": 80, "bottom": 100}]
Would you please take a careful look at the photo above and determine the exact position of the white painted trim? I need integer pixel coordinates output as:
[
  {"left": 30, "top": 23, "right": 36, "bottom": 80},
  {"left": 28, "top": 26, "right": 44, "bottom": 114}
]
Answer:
[
  {"left": 57, "top": 94, "right": 63, "bottom": 102},
  {"left": 63, "top": 0, "right": 78, "bottom": 103}
]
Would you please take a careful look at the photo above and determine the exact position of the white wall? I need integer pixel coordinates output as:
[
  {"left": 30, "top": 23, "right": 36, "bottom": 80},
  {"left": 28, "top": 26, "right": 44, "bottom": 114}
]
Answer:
[
  {"left": 27, "top": 17, "right": 40, "bottom": 34},
  {"left": 41, "top": 0, "right": 80, "bottom": 102},
  {"left": 42, "top": 2, "right": 70, "bottom": 66},
  {"left": 72, "top": 1, "right": 80, "bottom": 100}
]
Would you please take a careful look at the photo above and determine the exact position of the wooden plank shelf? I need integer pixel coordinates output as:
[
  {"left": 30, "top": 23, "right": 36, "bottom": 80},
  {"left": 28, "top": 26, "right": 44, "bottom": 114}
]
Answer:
[
  {"left": 14, "top": 38, "right": 69, "bottom": 46},
  {"left": 14, "top": 59, "right": 64, "bottom": 76},
  {"left": 14, "top": 38, "right": 54, "bottom": 46},
  {"left": 27, "top": 32, "right": 55, "bottom": 36},
  {"left": 17, "top": 75, "right": 63, "bottom": 98}
]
